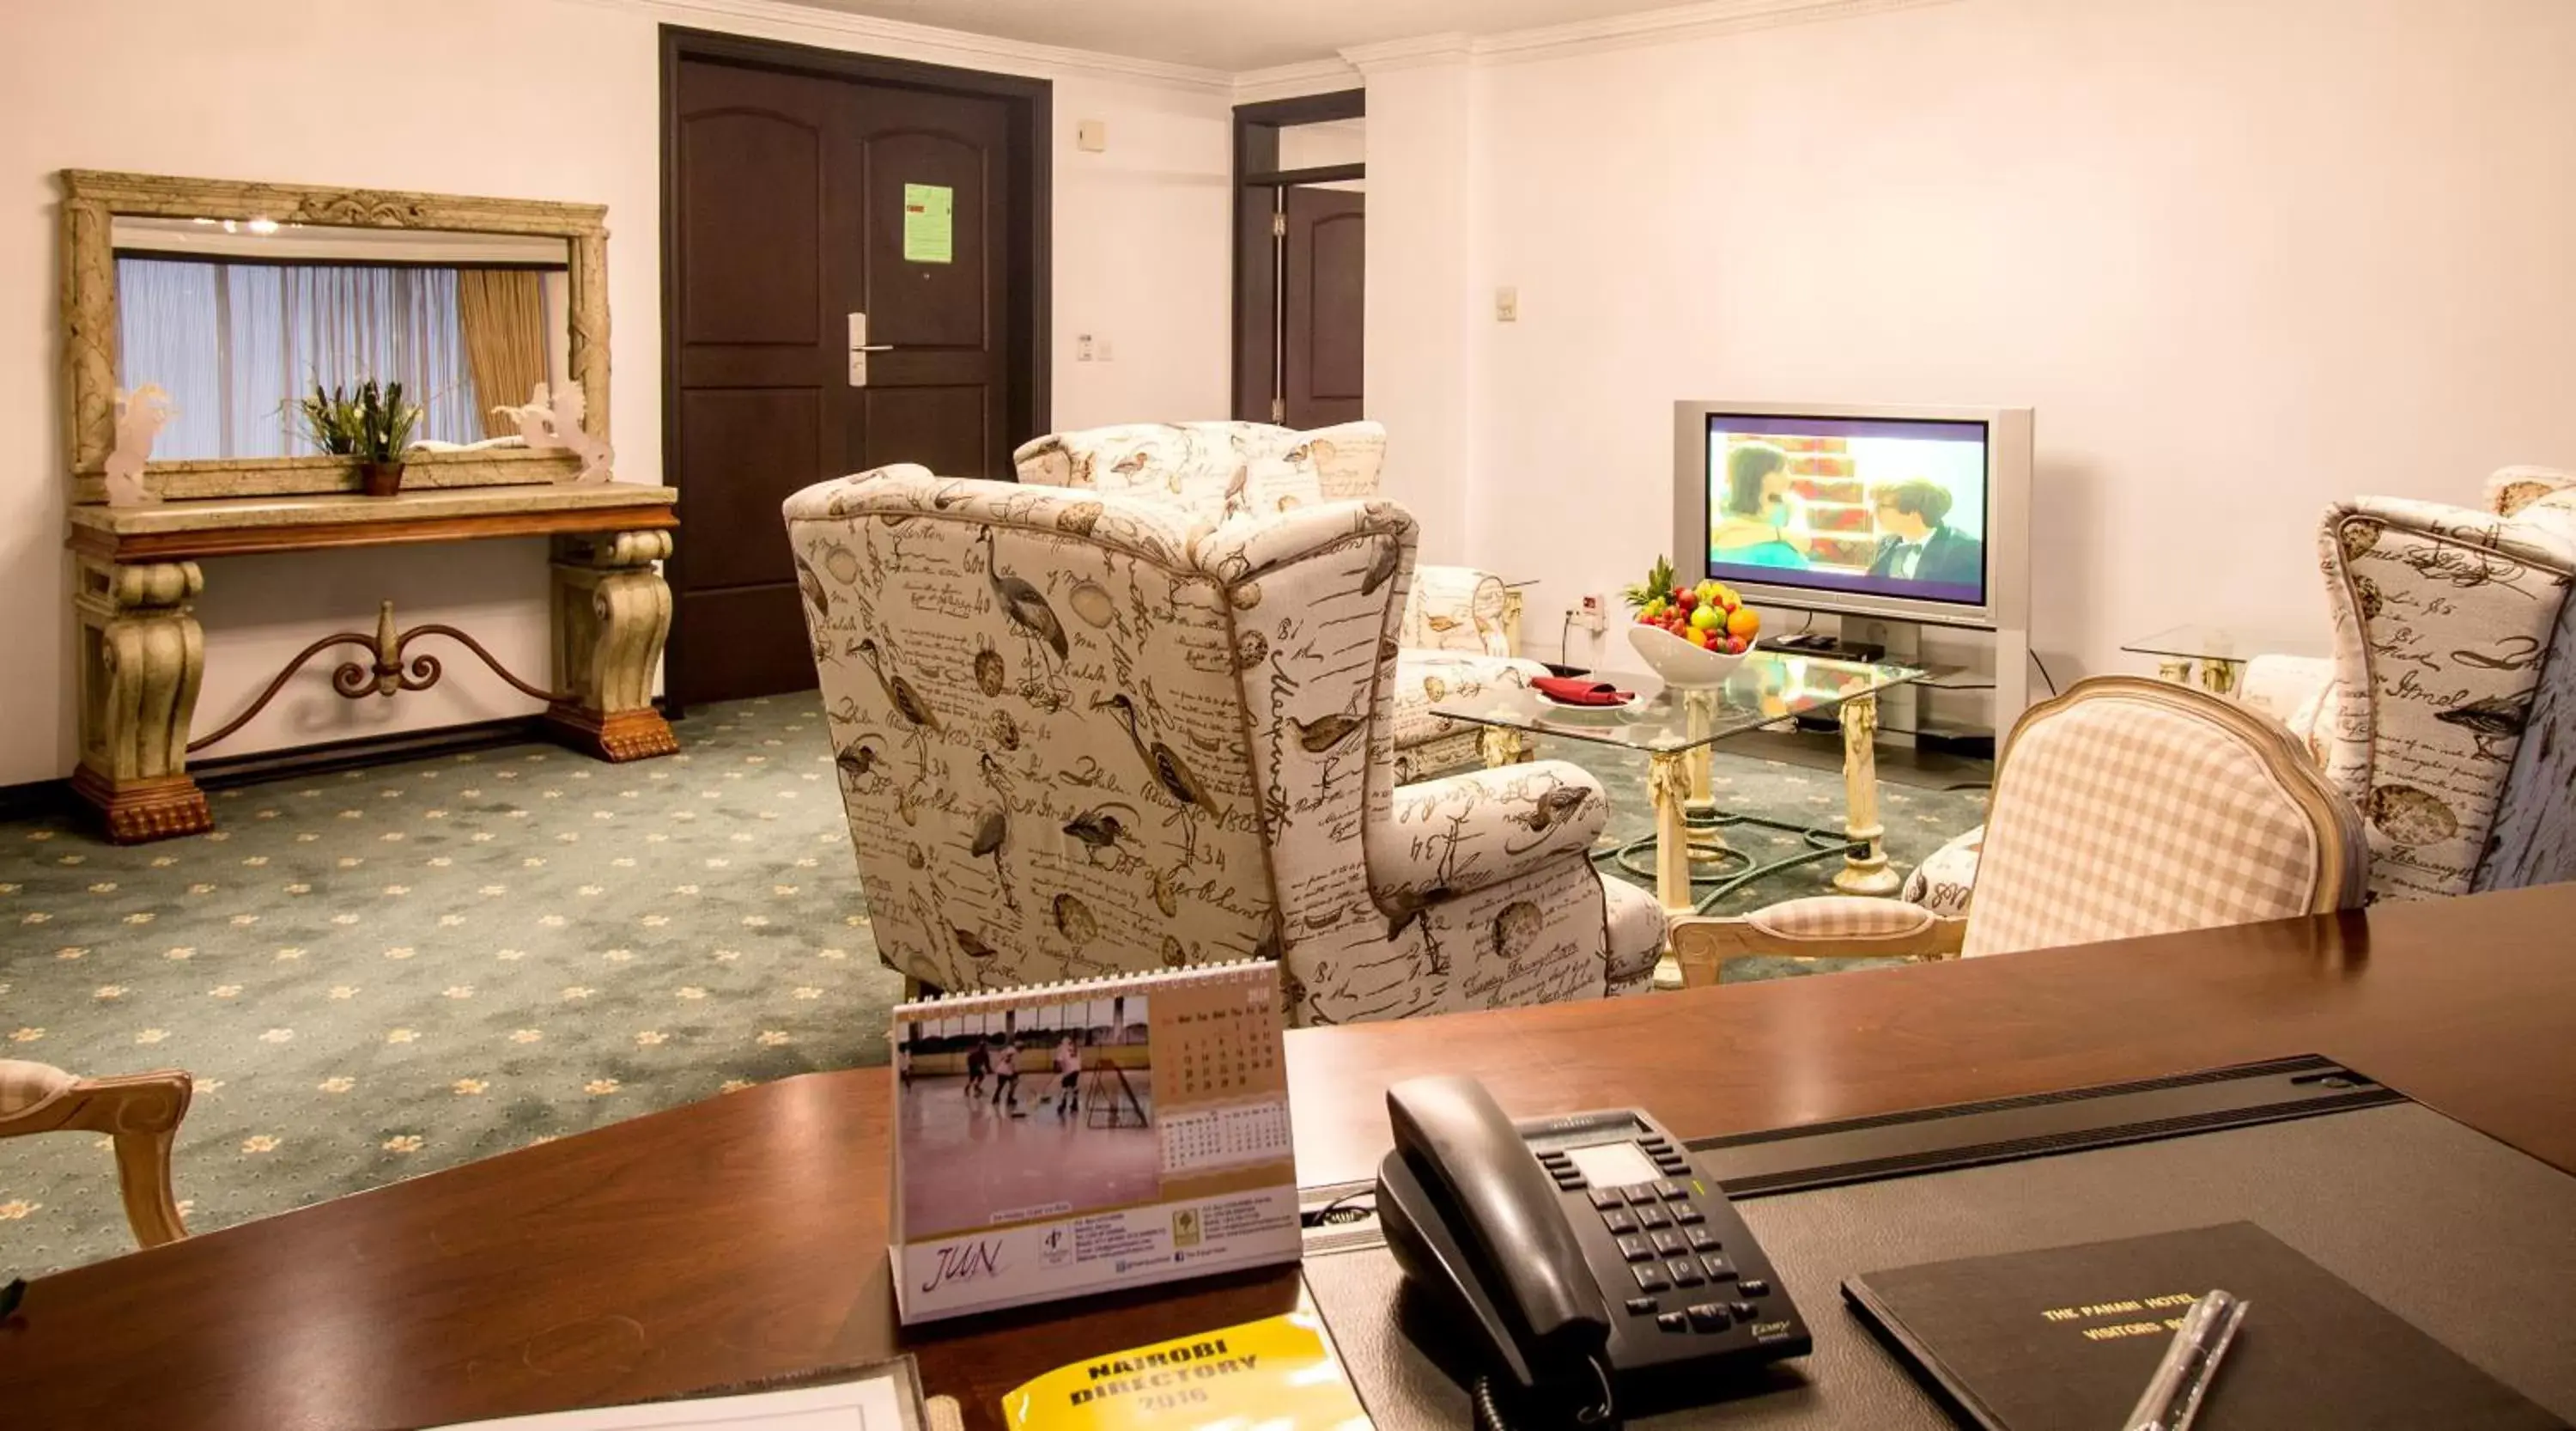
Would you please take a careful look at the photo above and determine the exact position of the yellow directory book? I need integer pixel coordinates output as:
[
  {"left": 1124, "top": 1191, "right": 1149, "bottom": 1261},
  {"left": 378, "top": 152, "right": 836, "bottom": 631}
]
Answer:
[{"left": 1000, "top": 1311, "right": 1370, "bottom": 1431}]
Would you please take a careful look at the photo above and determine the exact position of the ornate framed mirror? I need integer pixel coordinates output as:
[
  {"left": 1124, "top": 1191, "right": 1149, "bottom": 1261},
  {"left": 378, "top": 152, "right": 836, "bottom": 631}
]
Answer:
[{"left": 60, "top": 170, "right": 611, "bottom": 502}]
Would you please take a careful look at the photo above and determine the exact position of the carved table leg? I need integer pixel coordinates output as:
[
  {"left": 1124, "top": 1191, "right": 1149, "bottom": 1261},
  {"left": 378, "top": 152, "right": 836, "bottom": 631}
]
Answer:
[
  {"left": 1832, "top": 692, "right": 1900, "bottom": 896},
  {"left": 1478, "top": 726, "right": 1532, "bottom": 769},
  {"left": 544, "top": 529, "right": 678, "bottom": 762},
  {"left": 2156, "top": 657, "right": 2196, "bottom": 685},
  {"left": 2200, "top": 657, "right": 2243, "bottom": 698},
  {"left": 1683, "top": 688, "right": 1717, "bottom": 816},
  {"left": 71, "top": 557, "right": 210, "bottom": 843}
]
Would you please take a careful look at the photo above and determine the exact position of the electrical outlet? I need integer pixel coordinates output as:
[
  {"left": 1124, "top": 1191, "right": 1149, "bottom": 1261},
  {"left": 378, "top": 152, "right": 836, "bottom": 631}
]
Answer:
[
  {"left": 1578, "top": 594, "right": 1608, "bottom": 634},
  {"left": 1075, "top": 333, "right": 1095, "bottom": 362},
  {"left": 1495, "top": 286, "right": 1519, "bottom": 322}
]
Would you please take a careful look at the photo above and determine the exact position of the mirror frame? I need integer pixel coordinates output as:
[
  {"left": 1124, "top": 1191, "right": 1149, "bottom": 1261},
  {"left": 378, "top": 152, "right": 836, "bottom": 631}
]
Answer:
[{"left": 61, "top": 169, "right": 610, "bottom": 502}]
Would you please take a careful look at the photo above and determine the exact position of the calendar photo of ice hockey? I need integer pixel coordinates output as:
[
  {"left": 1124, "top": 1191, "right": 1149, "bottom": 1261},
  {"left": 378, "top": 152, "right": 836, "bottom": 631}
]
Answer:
[{"left": 895, "top": 996, "right": 1159, "bottom": 1240}]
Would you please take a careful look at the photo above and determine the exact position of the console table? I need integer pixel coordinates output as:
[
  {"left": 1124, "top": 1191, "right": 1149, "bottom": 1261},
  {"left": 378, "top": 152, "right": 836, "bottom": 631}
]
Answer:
[{"left": 64, "top": 484, "right": 680, "bottom": 843}]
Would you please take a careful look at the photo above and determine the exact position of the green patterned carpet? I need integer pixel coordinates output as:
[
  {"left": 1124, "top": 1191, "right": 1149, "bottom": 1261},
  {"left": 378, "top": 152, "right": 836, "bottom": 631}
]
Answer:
[{"left": 0, "top": 696, "right": 1982, "bottom": 1280}]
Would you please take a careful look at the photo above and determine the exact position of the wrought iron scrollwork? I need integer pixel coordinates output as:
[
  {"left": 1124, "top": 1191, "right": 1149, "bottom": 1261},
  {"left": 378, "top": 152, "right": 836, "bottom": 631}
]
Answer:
[{"left": 188, "top": 600, "right": 571, "bottom": 755}]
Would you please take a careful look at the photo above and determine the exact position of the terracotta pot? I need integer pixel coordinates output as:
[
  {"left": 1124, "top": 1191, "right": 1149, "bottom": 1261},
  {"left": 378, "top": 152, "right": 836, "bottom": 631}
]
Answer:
[{"left": 361, "top": 460, "right": 405, "bottom": 497}]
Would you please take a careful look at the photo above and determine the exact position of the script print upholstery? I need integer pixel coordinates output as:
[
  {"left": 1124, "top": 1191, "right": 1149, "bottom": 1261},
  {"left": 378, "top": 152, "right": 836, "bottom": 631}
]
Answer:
[
  {"left": 2317, "top": 496, "right": 2576, "bottom": 902},
  {"left": 1014, "top": 421, "right": 1545, "bottom": 782},
  {"left": 784, "top": 468, "right": 1661, "bottom": 1025},
  {"left": 1962, "top": 687, "right": 2360, "bottom": 958}
]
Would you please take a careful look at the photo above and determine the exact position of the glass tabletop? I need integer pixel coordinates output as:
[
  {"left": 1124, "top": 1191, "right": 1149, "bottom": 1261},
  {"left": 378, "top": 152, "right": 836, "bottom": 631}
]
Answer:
[
  {"left": 1428, "top": 650, "right": 1929, "bottom": 754},
  {"left": 2120, "top": 624, "right": 2254, "bottom": 662}
]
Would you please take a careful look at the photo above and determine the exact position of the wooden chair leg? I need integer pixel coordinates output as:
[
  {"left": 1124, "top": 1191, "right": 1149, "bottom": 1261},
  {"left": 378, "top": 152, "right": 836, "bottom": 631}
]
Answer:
[{"left": 0, "top": 1070, "right": 194, "bottom": 1248}]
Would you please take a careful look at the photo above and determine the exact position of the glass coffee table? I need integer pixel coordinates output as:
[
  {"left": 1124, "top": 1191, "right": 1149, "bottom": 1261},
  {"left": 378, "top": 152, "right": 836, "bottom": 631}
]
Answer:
[
  {"left": 1428, "top": 651, "right": 1933, "bottom": 921},
  {"left": 2121, "top": 624, "right": 2255, "bottom": 697}
]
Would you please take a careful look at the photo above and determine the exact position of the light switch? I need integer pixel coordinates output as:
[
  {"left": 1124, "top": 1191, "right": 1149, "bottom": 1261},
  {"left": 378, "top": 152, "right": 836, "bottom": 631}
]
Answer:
[
  {"left": 1076, "top": 119, "right": 1107, "bottom": 152},
  {"left": 1495, "top": 286, "right": 1520, "bottom": 322},
  {"left": 1076, "top": 333, "right": 1096, "bottom": 362}
]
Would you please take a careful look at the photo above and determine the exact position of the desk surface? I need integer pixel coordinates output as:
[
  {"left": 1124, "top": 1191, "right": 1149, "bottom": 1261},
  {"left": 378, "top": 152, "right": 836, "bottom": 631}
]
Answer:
[{"left": 5, "top": 884, "right": 2573, "bottom": 1431}]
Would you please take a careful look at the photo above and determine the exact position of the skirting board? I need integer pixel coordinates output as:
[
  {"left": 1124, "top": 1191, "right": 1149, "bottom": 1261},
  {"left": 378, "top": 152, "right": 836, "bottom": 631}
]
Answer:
[{"left": 0, "top": 704, "right": 677, "bottom": 822}]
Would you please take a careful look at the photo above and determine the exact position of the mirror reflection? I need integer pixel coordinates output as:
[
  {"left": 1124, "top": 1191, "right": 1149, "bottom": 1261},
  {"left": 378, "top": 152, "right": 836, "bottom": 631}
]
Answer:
[{"left": 110, "top": 216, "right": 572, "bottom": 462}]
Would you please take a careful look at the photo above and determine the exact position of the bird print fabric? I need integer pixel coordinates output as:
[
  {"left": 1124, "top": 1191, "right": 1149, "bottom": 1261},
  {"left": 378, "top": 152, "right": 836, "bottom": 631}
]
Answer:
[
  {"left": 2316, "top": 495, "right": 2576, "bottom": 900},
  {"left": 784, "top": 468, "right": 1658, "bottom": 1025}
]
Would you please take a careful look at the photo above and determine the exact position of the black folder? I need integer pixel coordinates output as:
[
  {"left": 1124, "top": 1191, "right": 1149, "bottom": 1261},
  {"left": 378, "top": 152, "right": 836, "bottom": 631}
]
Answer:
[{"left": 1842, "top": 1221, "right": 2567, "bottom": 1431}]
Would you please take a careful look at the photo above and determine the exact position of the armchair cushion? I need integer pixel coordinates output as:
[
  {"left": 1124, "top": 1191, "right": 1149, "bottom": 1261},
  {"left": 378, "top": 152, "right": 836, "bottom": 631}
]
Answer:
[
  {"left": 0, "top": 1060, "right": 75, "bottom": 1117},
  {"left": 1375, "top": 761, "right": 1610, "bottom": 905},
  {"left": 1402, "top": 564, "right": 1516, "bottom": 656},
  {"left": 1898, "top": 827, "right": 1983, "bottom": 917},
  {"left": 2485, "top": 465, "right": 2576, "bottom": 518},
  {"left": 1392, "top": 651, "right": 1548, "bottom": 751},
  {"left": 1602, "top": 880, "right": 1665, "bottom": 996}
]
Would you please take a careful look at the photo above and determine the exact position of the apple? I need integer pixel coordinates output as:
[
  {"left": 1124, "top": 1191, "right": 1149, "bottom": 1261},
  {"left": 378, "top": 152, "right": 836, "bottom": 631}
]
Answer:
[
  {"left": 1688, "top": 605, "right": 1722, "bottom": 632},
  {"left": 1673, "top": 590, "right": 1697, "bottom": 613}
]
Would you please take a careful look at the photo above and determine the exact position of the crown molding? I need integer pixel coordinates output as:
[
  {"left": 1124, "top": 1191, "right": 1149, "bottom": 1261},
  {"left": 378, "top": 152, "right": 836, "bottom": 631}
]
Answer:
[
  {"left": 565, "top": 0, "right": 1235, "bottom": 92},
  {"left": 1469, "top": 0, "right": 1963, "bottom": 65},
  {"left": 1231, "top": 57, "right": 1364, "bottom": 105},
  {"left": 1340, "top": 32, "right": 1475, "bottom": 74}
]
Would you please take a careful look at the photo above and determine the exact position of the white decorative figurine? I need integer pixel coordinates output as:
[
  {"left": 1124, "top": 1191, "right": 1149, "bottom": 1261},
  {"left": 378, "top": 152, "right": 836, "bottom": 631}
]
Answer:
[
  {"left": 492, "top": 381, "right": 614, "bottom": 484},
  {"left": 104, "top": 384, "right": 175, "bottom": 507}
]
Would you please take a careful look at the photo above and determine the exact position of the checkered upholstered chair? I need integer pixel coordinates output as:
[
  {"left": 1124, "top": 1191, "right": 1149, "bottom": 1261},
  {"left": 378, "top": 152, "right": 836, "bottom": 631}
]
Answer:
[
  {"left": 1670, "top": 678, "right": 2366, "bottom": 983},
  {"left": 1906, "top": 466, "right": 2576, "bottom": 913},
  {"left": 783, "top": 466, "right": 1665, "bottom": 1026},
  {"left": 1011, "top": 421, "right": 1546, "bottom": 782},
  {"left": 0, "top": 1061, "right": 191, "bottom": 1247}
]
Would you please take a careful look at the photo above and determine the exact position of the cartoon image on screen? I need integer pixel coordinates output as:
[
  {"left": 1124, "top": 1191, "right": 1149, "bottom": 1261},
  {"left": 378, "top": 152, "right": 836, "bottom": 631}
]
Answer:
[{"left": 1705, "top": 415, "right": 1989, "bottom": 608}]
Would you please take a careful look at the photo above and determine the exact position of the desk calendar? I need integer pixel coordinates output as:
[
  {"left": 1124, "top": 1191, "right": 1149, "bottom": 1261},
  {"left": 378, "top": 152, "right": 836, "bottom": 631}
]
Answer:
[{"left": 888, "top": 961, "right": 1299, "bottom": 1324}]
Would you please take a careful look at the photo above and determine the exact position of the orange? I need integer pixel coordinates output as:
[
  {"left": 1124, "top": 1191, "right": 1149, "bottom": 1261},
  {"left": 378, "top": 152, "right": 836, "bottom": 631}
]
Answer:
[{"left": 1726, "top": 606, "right": 1760, "bottom": 639}]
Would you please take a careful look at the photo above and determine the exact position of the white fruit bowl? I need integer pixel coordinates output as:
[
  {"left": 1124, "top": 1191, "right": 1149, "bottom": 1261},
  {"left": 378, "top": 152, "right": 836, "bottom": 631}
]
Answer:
[{"left": 1625, "top": 623, "right": 1757, "bottom": 689}]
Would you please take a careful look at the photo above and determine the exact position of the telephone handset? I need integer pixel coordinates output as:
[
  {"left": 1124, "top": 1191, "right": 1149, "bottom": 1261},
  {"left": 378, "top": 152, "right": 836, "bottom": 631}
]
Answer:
[{"left": 1376, "top": 1075, "right": 1810, "bottom": 1427}]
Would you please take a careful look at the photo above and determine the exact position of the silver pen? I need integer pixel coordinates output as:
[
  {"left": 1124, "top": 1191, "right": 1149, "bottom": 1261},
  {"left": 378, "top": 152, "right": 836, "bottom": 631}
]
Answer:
[{"left": 2122, "top": 1289, "right": 2249, "bottom": 1431}]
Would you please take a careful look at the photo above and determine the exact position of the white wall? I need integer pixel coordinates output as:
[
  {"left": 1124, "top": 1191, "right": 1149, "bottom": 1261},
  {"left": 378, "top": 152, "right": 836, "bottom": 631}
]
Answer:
[
  {"left": 0, "top": 0, "right": 1233, "bottom": 786},
  {"left": 1360, "top": 0, "right": 2576, "bottom": 708}
]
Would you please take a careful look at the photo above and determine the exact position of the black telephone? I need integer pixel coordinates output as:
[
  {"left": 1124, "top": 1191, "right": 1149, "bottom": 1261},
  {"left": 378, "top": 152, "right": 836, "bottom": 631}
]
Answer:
[{"left": 1375, "top": 1075, "right": 1810, "bottom": 1427}]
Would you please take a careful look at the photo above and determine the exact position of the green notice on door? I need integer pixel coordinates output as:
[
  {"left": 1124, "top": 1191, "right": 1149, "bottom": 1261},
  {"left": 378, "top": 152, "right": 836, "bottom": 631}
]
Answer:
[{"left": 902, "top": 183, "right": 953, "bottom": 264}]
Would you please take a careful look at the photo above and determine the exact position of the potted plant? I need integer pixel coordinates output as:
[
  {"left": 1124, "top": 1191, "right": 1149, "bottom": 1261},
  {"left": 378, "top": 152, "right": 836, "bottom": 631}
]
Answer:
[{"left": 298, "top": 380, "right": 422, "bottom": 496}]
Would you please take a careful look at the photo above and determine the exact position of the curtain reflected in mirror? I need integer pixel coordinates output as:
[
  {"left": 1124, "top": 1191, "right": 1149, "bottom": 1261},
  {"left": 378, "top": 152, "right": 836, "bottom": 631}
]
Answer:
[{"left": 110, "top": 219, "right": 569, "bottom": 462}]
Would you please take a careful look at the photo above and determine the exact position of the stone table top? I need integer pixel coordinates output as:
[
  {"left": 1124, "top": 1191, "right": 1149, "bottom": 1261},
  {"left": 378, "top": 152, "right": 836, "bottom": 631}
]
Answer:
[{"left": 68, "top": 484, "right": 679, "bottom": 561}]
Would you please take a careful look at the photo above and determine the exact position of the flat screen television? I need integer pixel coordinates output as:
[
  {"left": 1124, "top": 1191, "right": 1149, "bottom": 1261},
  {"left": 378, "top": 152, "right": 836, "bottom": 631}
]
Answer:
[{"left": 1673, "top": 401, "right": 2032, "bottom": 631}]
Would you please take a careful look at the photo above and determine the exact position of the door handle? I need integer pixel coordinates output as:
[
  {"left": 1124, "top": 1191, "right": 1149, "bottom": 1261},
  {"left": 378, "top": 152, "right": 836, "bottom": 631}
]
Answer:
[{"left": 848, "top": 313, "right": 894, "bottom": 386}]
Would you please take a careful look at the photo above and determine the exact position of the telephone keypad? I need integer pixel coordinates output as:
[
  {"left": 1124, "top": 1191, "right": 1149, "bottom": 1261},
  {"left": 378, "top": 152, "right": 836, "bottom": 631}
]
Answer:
[{"left": 1520, "top": 1114, "right": 1808, "bottom": 1367}]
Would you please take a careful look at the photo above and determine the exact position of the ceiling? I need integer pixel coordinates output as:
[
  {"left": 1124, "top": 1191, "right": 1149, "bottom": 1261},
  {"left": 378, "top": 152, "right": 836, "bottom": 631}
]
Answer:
[{"left": 776, "top": 0, "right": 1675, "bottom": 72}]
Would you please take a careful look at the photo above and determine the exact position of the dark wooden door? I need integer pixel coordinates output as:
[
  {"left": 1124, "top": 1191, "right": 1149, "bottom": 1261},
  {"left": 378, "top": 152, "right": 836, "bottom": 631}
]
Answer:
[
  {"left": 667, "top": 54, "right": 1023, "bottom": 706},
  {"left": 1280, "top": 187, "right": 1364, "bottom": 429}
]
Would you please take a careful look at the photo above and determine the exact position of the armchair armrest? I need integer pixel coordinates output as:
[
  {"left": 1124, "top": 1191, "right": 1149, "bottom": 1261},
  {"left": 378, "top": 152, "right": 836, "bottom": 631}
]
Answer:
[
  {"left": 1669, "top": 897, "right": 1964, "bottom": 989},
  {"left": 1370, "top": 760, "right": 1608, "bottom": 907},
  {"left": 1404, "top": 564, "right": 1514, "bottom": 655}
]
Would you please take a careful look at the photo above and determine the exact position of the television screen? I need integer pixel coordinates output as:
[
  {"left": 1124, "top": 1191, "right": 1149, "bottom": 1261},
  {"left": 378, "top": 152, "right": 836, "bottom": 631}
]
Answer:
[{"left": 1701, "top": 413, "right": 1990, "bottom": 609}]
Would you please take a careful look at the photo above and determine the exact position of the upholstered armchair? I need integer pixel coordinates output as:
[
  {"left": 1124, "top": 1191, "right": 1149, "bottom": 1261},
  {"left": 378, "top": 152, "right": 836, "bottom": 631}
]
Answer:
[
  {"left": 782, "top": 466, "right": 1664, "bottom": 1026},
  {"left": 1674, "top": 679, "right": 2366, "bottom": 983},
  {"left": 1011, "top": 421, "right": 1546, "bottom": 782},
  {"left": 0, "top": 1061, "right": 191, "bottom": 1247},
  {"left": 1905, "top": 466, "right": 2576, "bottom": 913}
]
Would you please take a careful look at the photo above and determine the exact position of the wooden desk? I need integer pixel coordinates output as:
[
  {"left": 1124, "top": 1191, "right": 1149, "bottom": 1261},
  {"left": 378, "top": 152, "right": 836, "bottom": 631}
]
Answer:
[
  {"left": 62, "top": 486, "right": 679, "bottom": 843},
  {"left": 6, "top": 885, "right": 2573, "bottom": 1431}
]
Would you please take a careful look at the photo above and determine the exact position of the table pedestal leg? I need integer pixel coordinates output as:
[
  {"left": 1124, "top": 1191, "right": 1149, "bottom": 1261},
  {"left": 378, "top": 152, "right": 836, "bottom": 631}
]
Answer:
[
  {"left": 2156, "top": 657, "right": 2196, "bottom": 685},
  {"left": 2200, "top": 658, "right": 2242, "bottom": 698},
  {"left": 544, "top": 530, "right": 679, "bottom": 762},
  {"left": 1683, "top": 689, "right": 1716, "bottom": 817},
  {"left": 1832, "top": 692, "right": 1899, "bottom": 896},
  {"left": 71, "top": 557, "right": 210, "bottom": 843},
  {"left": 1479, "top": 727, "right": 1528, "bottom": 770}
]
